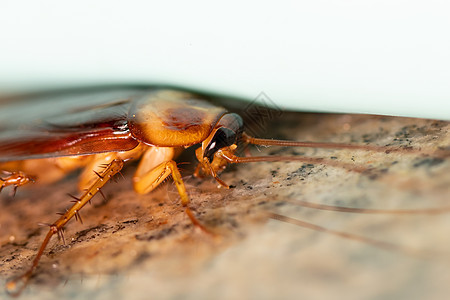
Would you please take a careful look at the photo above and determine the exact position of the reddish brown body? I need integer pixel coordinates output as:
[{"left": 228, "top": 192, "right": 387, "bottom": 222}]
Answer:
[
  {"left": 1, "top": 88, "right": 448, "bottom": 296},
  {"left": 0, "top": 89, "right": 240, "bottom": 294}
]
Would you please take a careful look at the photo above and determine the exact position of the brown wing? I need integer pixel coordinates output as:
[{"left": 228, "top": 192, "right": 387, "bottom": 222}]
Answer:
[
  {"left": 0, "top": 88, "right": 146, "bottom": 162},
  {"left": 128, "top": 90, "right": 227, "bottom": 147}
]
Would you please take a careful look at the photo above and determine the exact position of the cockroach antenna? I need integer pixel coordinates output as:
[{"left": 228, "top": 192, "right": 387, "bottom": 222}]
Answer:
[
  {"left": 266, "top": 212, "right": 430, "bottom": 257},
  {"left": 285, "top": 199, "right": 450, "bottom": 215}
]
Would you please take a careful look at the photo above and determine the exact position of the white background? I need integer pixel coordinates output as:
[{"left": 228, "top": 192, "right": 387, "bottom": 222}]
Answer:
[{"left": 1, "top": 1, "right": 449, "bottom": 119}]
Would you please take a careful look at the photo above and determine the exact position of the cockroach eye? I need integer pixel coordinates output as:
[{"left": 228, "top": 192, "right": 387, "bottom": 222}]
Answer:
[{"left": 204, "top": 127, "right": 237, "bottom": 162}]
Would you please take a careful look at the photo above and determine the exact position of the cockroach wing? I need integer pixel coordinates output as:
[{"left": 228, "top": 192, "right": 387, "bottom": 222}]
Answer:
[
  {"left": 128, "top": 90, "right": 227, "bottom": 147},
  {"left": 0, "top": 88, "right": 146, "bottom": 161}
]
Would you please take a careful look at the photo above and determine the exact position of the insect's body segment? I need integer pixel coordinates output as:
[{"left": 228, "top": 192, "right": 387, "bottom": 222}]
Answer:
[
  {"left": 4, "top": 88, "right": 448, "bottom": 295},
  {"left": 0, "top": 89, "right": 233, "bottom": 193},
  {"left": 2, "top": 89, "right": 239, "bottom": 294}
]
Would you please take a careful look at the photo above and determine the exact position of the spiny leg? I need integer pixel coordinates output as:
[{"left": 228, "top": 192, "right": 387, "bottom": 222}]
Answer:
[
  {"left": 78, "top": 144, "right": 144, "bottom": 192},
  {"left": 5, "top": 159, "right": 124, "bottom": 296},
  {"left": 133, "top": 160, "right": 210, "bottom": 233}
]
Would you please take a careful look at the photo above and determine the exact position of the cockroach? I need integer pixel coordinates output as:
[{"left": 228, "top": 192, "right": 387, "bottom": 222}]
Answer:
[{"left": 0, "top": 88, "right": 449, "bottom": 296}]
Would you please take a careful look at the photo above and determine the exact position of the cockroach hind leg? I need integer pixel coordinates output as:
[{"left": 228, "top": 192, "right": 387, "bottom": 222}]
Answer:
[
  {"left": 67, "top": 193, "right": 81, "bottom": 202},
  {"left": 74, "top": 210, "right": 83, "bottom": 224},
  {"left": 98, "top": 189, "right": 106, "bottom": 202},
  {"left": 57, "top": 227, "right": 66, "bottom": 245},
  {"left": 5, "top": 159, "right": 124, "bottom": 296},
  {"left": 93, "top": 170, "right": 104, "bottom": 179}
]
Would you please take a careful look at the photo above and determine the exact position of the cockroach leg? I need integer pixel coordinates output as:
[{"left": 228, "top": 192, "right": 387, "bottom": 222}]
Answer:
[
  {"left": 193, "top": 163, "right": 203, "bottom": 178},
  {"left": 5, "top": 159, "right": 124, "bottom": 297},
  {"left": 93, "top": 170, "right": 104, "bottom": 179},
  {"left": 201, "top": 157, "right": 230, "bottom": 188},
  {"left": 133, "top": 160, "right": 212, "bottom": 234},
  {"left": 11, "top": 185, "right": 18, "bottom": 197},
  {"left": 98, "top": 189, "right": 106, "bottom": 201},
  {"left": 0, "top": 171, "right": 35, "bottom": 195}
]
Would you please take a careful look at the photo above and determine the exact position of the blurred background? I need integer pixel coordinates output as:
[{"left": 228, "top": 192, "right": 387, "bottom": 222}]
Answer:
[{"left": 1, "top": 0, "right": 449, "bottom": 119}]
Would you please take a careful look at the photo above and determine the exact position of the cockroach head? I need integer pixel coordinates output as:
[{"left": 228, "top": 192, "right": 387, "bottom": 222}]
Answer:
[
  {"left": 203, "top": 127, "right": 237, "bottom": 162},
  {"left": 196, "top": 113, "right": 243, "bottom": 165}
]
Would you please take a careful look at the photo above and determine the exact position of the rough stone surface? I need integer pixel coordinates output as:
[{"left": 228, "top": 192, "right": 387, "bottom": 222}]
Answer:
[{"left": 1, "top": 111, "right": 449, "bottom": 300}]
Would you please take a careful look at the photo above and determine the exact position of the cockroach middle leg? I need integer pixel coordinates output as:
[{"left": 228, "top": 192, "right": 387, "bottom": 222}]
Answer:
[
  {"left": 133, "top": 160, "right": 211, "bottom": 233},
  {"left": 5, "top": 159, "right": 124, "bottom": 296}
]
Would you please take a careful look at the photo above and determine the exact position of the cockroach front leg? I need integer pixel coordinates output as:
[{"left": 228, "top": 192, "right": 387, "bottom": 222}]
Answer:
[
  {"left": 5, "top": 159, "right": 124, "bottom": 296},
  {"left": 0, "top": 171, "right": 35, "bottom": 196}
]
